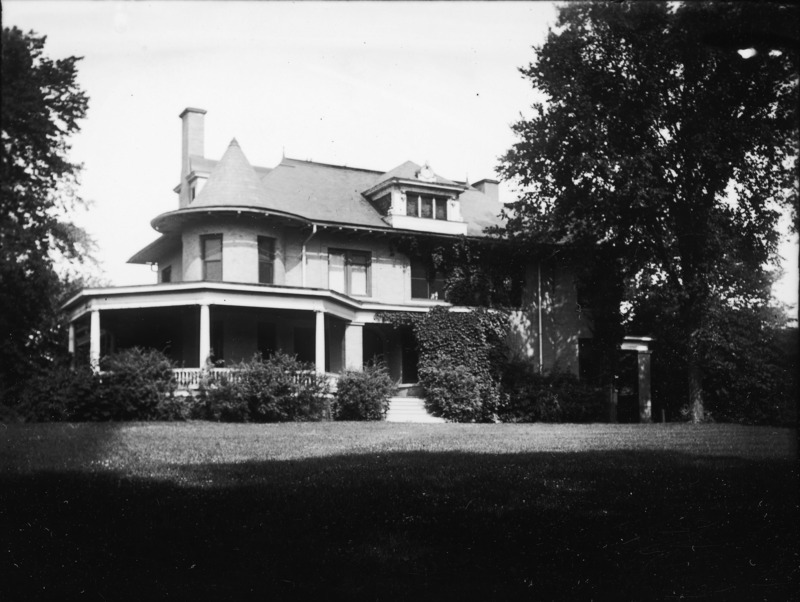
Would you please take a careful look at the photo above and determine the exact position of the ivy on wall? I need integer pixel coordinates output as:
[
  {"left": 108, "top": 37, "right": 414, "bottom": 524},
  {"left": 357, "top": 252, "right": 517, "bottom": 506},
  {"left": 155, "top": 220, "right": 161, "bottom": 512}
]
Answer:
[
  {"left": 390, "top": 235, "right": 526, "bottom": 308},
  {"left": 379, "top": 306, "right": 510, "bottom": 421}
]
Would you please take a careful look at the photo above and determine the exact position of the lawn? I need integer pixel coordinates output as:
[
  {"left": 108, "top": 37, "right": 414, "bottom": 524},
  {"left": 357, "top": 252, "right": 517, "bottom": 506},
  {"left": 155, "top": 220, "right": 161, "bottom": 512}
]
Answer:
[{"left": 2, "top": 422, "right": 797, "bottom": 600}]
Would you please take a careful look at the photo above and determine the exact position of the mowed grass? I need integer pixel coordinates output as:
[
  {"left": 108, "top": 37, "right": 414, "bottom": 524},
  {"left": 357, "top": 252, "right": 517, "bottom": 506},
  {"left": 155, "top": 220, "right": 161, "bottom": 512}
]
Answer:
[{"left": 2, "top": 422, "right": 797, "bottom": 601}]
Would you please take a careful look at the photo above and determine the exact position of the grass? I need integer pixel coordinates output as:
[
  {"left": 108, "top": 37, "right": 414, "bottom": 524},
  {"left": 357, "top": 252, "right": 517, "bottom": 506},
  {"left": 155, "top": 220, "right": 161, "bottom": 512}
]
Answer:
[{"left": 2, "top": 422, "right": 797, "bottom": 600}]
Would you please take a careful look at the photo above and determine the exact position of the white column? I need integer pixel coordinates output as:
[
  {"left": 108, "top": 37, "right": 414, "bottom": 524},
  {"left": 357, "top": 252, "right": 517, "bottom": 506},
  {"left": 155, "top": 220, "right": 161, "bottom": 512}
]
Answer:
[
  {"left": 315, "top": 310, "right": 326, "bottom": 374},
  {"left": 89, "top": 310, "right": 101, "bottom": 371},
  {"left": 638, "top": 351, "right": 653, "bottom": 423},
  {"left": 199, "top": 304, "right": 211, "bottom": 367},
  {"left": 344, "top": 322, "right": 364, "bottom": 371},
  {"left": 68, "top": 322, "right": 76, "bottom": 367}
]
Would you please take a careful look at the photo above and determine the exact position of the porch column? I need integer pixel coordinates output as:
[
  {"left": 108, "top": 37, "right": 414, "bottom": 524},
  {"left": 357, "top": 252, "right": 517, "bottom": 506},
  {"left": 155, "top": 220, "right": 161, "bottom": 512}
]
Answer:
[
  {"left": 315, "top": 310, "right": 325, "bottom": 374},
  {"left": 89, "top": 309, "right": 101, "bottom": 371},
  {"left": 199, "top": 303, "right": 211, "bottom": 367},
  {"left": 638, "top": 351, "right": 652, "bottom": 423},
  {"left": 344, "top": 322, "right": 364, "bottom": 371},
  {"left": 68, "top": 322, "right": 76, "bottom": 368}
]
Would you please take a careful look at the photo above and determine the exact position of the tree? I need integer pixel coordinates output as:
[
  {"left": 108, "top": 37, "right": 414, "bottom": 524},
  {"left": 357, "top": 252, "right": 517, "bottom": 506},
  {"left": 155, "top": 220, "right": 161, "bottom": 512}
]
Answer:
[
  {"left": 1, "top": 27, "right": 91, "bottom": 402},
  {"left": 498, "top": 2, "right": 798, "bottom": 421}
]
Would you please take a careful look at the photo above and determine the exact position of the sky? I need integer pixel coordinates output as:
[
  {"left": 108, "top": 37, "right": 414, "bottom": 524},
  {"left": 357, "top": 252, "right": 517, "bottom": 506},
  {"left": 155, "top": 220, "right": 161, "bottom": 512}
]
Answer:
[{"left": 5, "top": 1, "right": 798, "bottom": 314}]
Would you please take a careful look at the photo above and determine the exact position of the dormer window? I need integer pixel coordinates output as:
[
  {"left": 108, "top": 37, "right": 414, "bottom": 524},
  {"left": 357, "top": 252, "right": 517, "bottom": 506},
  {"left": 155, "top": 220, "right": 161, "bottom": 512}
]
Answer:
[{"left": 405, "top": 193, "right": 448, "bottom": 220}]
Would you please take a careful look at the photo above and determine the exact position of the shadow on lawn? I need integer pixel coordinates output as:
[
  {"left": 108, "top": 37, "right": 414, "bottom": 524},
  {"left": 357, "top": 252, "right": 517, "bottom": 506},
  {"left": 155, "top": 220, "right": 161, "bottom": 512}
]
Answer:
[{"left": 3, "top": 449, "right": 798, "bottom": 601}]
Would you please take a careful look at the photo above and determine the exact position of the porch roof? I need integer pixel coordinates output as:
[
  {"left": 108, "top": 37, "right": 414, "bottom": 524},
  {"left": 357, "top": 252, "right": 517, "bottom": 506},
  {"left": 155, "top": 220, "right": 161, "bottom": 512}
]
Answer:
[{"left": 63, "top": 281, "right": 456, "bottom": 325}]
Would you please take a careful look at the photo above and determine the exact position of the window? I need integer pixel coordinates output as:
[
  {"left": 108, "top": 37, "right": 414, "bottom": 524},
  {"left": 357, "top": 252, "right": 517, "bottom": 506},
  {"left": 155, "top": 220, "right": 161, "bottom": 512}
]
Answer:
[
  {"left": 161, "top": 266, "right": 172, "bottom": 283},
  {"left": 201, "top": 234, "right": 222, "bottom": 281},
  {"left": 410, "top": 258, "right": 446, "bottom": 300},
  {"left": 404, "top": 193, "right": 447, "bottom": 220},
  {"left": 258, "top": 237, "right": 275, "bottom": 284},
  {"left": 405, "top": 194, "right": 419, "bottom": 218},
  {"left": 328, "top": 249, "right": 371, "bottom": 296}
]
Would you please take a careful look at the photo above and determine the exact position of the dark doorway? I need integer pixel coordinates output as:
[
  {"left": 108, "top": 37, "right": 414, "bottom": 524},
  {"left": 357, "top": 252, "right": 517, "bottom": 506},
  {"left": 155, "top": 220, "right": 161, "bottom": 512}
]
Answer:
[
  {"left": 363, "top": 327, "right": 384, "bottom": 367},
  {"left": 401, "top": 326, "right": 418, "bottom": 383}
]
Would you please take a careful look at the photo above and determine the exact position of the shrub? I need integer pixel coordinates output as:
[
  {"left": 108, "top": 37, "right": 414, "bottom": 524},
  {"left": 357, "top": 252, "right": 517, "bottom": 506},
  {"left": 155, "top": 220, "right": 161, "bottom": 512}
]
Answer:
[
  {"left": 94, "top": 348, "right": 179, "bottom": 421},
  {"left": 498, "top": 361, "right": 606, "bottom": 423},
  {"left": 197, "top": 352, "right": 330, "bottom": 422},
  {"left": 17, "top": 364, "right": 100, "bottom": 422},
  {"left": 16, "top": 348, "right": 179, "bottom": 422},
  {"left": 420, "top": 363, "right": 502, "bottom": 422},
  {"left": 333, "top": 364, "right": 394, "bottom": 421}
]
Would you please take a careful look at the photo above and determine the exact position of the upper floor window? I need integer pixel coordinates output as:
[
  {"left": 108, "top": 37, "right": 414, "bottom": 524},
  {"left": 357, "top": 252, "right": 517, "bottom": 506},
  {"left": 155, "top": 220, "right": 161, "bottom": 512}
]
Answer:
[
  {"left": 410, "top": 258, "right": 446, "bottom": 300},
  {"left": 329, "top": 249, "right": 371, "bottom": 297},
  {"left": 201, "top": 234, "right": 222, "bottom": 281},
  {"left": 405, "top": 193, "right": 448, "bottom": 220},
  {"left": 161, "top": 266, "right": 172, "bottom": 283},
  {"left": 258, "top": 236, "right": 276, "bottom": 284}
]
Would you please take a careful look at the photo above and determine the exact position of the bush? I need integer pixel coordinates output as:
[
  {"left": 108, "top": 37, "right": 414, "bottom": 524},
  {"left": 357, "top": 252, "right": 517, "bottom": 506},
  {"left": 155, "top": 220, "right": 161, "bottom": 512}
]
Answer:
[
  {"left": 333, "top": 364, "right": 394, "bottom": 421},
  {"left": 16, "top": 348, "right": 179, "bottom": 422},
  {"left": 499, "top": 361, "right": 606, "bottom": 423},
  {"left": 197, "top": 352, "right": 330, "bottom": 422},
  {"left": 17, "top": 364, "right": 100, "bottom": 421},
  {"left": 420, "top": 363, "right": 502, "bottom": 423},
  {"left": 94, "top": 348, "right": 179, "bottom": 421}
]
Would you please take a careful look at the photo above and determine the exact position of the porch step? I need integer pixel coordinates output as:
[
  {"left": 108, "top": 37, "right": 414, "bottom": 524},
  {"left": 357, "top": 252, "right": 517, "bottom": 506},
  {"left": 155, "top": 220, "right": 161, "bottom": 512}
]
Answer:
[{"left": 386, "top": 397, "right": 445, "bottom": 423}]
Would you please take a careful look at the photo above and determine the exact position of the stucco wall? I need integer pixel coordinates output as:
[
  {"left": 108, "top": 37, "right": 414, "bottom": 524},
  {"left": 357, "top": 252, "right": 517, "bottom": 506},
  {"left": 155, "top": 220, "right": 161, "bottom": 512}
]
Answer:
[
  {"left": 181, "top": 217, "right": 286, "bottom": 284},
  {"left": 158, "top": 246, "right": 183, "bottom": 283},
  {"left": 301, "top": 232, "right": 409, "bottom": 302},
  {"left": 507, "top": 259, "right": 593, "bottom": 375}
]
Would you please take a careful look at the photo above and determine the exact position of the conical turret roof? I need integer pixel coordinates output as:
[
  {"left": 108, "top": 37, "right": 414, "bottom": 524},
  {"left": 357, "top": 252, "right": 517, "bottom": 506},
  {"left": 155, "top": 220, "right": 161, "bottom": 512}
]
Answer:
[{"left": 191, "top": 139, "right": 267, "bottom": 208}]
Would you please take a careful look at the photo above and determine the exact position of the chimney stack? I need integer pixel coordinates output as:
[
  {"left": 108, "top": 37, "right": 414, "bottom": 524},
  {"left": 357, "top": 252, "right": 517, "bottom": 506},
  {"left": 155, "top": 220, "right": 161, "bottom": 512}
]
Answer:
[
  {"left": 179, "top": 107, "right": 206, "bottom": 207},
  {"left": 472, "top": 178, "right": 500, "bottom": 204}
]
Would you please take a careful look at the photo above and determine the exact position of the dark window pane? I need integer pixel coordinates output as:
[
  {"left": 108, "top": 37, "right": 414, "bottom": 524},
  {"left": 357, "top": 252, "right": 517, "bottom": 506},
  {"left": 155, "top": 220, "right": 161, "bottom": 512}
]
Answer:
[
  {"left": 161, "top": 266, "right": 172, "bottom": 283},
  {"left": 205, "top": 261, "right": 222, "bottom": 281},
  {"left": 203, "top": 236, "right": 222, "bottom": 261},
  {"left": 435, "top": 198, "right": 447, "bottom": 220},
  {"left": 258, "top": 263, "right": 274, "bottom": 284},
  {"left": 258, "top": 237, "right": 275, "bottom": 284},
  {"left": 406, "top": 194, "right": 419, "bottom": 217},
  {"left": 420, "top": 196, "right": 433, "bottom": 219},
  {"left": 410, "top": 259, "right": 427, "bottom": 280},
  {"left": 411, "top": 277, "right": 429, "bottom": 299}
]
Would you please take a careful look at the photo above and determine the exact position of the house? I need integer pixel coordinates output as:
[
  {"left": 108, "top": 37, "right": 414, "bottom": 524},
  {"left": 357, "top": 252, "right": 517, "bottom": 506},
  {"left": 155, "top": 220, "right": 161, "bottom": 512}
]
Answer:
[{"left": 62, "top": 108, "right": 653, "bottom": 421}]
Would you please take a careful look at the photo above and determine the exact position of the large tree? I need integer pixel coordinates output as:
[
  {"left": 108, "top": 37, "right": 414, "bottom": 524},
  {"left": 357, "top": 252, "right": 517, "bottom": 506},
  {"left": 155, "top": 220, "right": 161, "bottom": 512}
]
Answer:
[
  {"left": 1, "top": 27, "right": 91, "bottom": 401},
  {"left": 498, "top": 2, "right": 798, "bottom": 421}
]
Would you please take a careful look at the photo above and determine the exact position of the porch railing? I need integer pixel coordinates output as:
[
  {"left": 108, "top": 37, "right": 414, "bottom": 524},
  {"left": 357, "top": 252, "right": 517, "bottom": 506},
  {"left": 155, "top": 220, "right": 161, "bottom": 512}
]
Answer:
[{"left": 172, "top": 368, "right": 339, "bottom": 393}]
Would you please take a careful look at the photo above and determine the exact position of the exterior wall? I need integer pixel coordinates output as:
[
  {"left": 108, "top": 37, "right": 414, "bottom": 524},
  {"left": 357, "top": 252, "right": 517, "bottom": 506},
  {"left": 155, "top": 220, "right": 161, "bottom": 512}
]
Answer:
[
  {"left": 158, "top": 246, "right": 183, "bottom": 283},
  {"left": 181, "top": 217, "right": 286, "bottom": 284},
  {"left": 296, "top": 231, "right": 411, "bottom": 303},
  {"left": 507, "top": 259, "right": 593, "bottom": 375}
]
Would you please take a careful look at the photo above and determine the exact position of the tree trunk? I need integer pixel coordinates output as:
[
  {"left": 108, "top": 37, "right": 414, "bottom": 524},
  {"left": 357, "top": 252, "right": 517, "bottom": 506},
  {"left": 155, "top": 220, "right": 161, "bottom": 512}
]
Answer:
[{"left": 688, "top": 354, "right": 704, "bottom": 422}]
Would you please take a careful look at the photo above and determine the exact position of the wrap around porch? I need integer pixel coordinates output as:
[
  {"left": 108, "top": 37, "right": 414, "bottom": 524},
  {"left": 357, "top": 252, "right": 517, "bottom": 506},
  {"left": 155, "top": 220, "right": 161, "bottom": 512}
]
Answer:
[{"left": 65, "top": 283, "right": 422, "bottom": 388}]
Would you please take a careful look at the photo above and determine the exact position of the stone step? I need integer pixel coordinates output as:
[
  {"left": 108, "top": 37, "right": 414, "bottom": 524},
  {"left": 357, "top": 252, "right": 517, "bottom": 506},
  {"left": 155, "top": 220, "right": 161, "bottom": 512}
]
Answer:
[{"left": 386, "top": 397, "right": 445, "bottom": 423}]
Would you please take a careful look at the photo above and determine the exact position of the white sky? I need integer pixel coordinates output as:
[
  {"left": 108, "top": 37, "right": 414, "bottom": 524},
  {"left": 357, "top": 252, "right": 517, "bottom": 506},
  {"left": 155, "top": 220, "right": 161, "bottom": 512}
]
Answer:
[{"left": 5, "top": 1, "right": 798, "bottom": 314}]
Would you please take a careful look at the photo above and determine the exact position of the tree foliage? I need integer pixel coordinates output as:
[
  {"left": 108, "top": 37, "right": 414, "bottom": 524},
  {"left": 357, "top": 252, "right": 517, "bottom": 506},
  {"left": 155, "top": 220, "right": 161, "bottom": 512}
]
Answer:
[
  {"left": 498, "top": 2, "right": 798, "bottom": 421},
  {"left": 391, "top": 235, "right": 526, "bottom": 308},
  {"left": 1, "top": 27, "right": 91, "bottom": 400}
]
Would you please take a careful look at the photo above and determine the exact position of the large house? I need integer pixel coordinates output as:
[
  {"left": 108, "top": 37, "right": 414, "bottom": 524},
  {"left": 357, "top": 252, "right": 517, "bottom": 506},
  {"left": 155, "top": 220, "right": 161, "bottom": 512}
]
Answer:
[{"left": 62, "top": 108, "right": 653, "bottom": 421}]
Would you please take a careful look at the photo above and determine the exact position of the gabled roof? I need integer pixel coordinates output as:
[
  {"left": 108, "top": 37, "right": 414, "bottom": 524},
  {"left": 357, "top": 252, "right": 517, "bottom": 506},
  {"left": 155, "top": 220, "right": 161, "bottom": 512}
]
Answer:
[
  {"left": 191, "top": 139, "right": 267, "bottom": 208},
  {"left": 157, "top": 143, "right": 505, "bottom": 236},
  {"left": 372, "top": 160, "right": 458, "bottom": 187}
]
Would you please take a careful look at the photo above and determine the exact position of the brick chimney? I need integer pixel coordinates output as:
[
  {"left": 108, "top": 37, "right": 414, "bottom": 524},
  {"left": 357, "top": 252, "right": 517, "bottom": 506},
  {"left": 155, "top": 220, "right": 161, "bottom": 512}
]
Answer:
[
  {"left": 472, "top": 178, "right": 499, "bottom": 203},
  {"left": 179, "top": 107, "right": 206, "bottom": 207}
]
